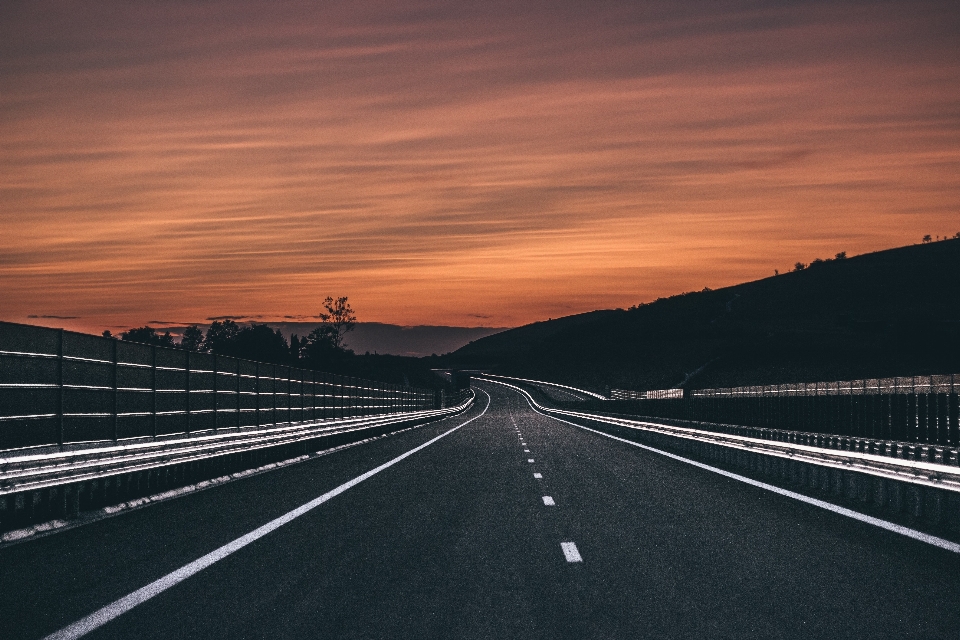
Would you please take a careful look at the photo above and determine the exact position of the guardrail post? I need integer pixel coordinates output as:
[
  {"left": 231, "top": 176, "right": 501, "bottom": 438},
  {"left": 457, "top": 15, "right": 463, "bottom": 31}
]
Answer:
[{"left": 56, "top": 328, "right": 64, "bottom": 451}]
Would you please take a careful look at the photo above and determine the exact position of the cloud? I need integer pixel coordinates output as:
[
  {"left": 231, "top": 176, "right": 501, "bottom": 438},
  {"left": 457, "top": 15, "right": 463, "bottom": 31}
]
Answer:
[
  {"left": 2, "top": 0, "right": 958, "bottom": 331},
  {"left": 27, "top": 314, "right": 80, "bottom": 319}
]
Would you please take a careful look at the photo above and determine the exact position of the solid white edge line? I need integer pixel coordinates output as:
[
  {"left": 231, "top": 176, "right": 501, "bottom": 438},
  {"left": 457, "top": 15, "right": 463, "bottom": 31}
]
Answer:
[
  {"left": 482, "top": 378, "right": 960, "bottom": 556},
  {"left": 43, "top": 389, "right": 492, "bottom": 640},
  {"left": 561, "top": 541, "right": 583, "bottom": 562}
]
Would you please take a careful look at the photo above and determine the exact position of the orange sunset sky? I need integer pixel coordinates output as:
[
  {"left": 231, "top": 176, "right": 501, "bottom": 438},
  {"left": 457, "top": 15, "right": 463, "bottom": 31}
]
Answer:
[{"left": 2, "top": 0, "right": 958, "bottom": 334}]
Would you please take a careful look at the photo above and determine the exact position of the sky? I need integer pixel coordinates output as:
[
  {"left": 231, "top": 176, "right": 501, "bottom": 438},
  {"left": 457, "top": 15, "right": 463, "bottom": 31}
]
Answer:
[{"left": 2, "top": 0, "right": 958, "bottom": 334}]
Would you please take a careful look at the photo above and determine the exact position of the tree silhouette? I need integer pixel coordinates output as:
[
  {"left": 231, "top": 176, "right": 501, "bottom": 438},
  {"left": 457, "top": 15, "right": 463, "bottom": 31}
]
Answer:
[
  {"left": 202, "top": 320, "right": 291, "bottom": 364},
  {"left": 120, "top": 326, "right": 175, "bottom": 347},
  {"left": 290, "top": 334, "right": 305, "bottom": 361},
  {"left": 204, "top": 319, "right": 240, "bottom": 354},
  {"left": 180, "top": 325, "right": 205, "bottom": 352},
  {"left": 300, "top": 296, "right": 357, "bottom": 368},
  {"left": 318, "top": 296, "right": 357, "bottom": 350},
  {"left": 232, "top": 324, "right": 289, "bottom": 363}
]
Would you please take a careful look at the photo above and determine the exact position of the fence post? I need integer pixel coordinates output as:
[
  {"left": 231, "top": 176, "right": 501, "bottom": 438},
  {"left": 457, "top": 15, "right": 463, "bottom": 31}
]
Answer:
[
  {"left": 951, "top": 374, "right": 959, "bottom": 447},
  {"left": 112, "top": 338, "right": 118, "bottom": 442},
  {"left": 56, "top": 328, "right": 64, "bottom": 450},
  {"left": 212, "top": 354, "right": 218, "bottom": 432},
  {"left": 235, "top": 359, "right": 241, "bottom": 429},
  {"left": 911, "top": 377, "right": 919, "bottom": 442},
  {"left": 151, "top": 345, "right": 157, "bottom": 439},
  {"left": 185, "top": 350, "right": 191, "bottom": 436}
]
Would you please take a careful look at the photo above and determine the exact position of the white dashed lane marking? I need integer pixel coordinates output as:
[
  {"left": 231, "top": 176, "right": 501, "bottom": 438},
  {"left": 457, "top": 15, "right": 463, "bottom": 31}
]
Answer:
[
  {"left": 561, "top": 542, "right": 583, "bottom": 563},
  {"left": 542, "top": 496, "right": 555, "bottom": 506},
  {"left": 533, "top": 473, "right": 542, "bottom": 479},
  {"left": 528, "top": 459, "right": 534, "bottom": 463},
  {"left": 523, "top": 449, "right": 530, "bottom": 452}
]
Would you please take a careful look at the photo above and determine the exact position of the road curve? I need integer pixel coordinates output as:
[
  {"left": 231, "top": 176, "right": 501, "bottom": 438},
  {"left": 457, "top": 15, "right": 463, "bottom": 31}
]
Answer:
[{"left": 2, "top": 381, "right": 960, "bottom": 639}]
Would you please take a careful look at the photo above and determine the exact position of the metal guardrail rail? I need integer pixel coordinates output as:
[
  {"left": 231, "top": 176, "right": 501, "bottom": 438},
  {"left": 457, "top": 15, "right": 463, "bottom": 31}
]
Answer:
[
  {"left": 578, "top": 411, "right": 960, "bottom": 466},
  {"left": 611, "top": 388, "right": 683, "bottom": 400},
  {"left": 0, "top": 399, "right": 473, "bottom": 497},
  {"left": 578, "top": 374, "right": 960, "bottom": 448},
  {"left": 542, "top": 407, "right": 960, "bottom": 493},
  {"left": 477, "top": 373, "right": 606, "bottom": 400},
  {"left": 0, "top": 391, "right": 475, "bottom": 535},
  {"left": 694, "top": 375, "right": 960, "bottom": 398}
]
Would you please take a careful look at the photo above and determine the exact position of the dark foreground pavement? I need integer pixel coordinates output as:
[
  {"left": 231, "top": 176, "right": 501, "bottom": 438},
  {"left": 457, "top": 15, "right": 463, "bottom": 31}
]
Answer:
[{"left": 2, "top": 382, "right": 960, "bottom": 639}]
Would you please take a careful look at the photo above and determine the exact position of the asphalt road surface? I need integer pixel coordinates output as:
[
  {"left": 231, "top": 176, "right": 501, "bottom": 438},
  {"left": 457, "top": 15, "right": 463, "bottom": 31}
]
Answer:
[{"left": 3, "top": 381, "right": 960, "bottom": 639}]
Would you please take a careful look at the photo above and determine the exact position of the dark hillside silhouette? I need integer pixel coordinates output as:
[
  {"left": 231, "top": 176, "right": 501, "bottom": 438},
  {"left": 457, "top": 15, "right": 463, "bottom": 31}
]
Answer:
[{"left": 447, "top": 239, "right": 960, "bottom": 393}]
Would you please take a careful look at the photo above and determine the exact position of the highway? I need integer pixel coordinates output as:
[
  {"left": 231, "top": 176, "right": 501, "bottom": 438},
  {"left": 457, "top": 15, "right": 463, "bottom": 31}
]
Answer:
[{"left": 2, "top": 381, "right": 960, "bottom": 639}]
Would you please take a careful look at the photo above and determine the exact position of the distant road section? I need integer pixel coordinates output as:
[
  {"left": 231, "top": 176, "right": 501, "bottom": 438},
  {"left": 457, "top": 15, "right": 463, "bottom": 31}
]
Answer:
[
  {"left": 476, "top": 373, "right": 605, "bottom": 401},
  {"left": 2, "top": 382, "right": 959, "bottom": 639}
]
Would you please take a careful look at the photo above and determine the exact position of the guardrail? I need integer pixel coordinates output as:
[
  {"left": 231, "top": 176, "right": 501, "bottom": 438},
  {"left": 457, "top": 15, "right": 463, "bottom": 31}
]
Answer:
[
  {"left": 579, "top": 411, "right": 960, "bottom": 466},
  {"left": 580, "top": 374, "right": 960, "bottom": 447},
  {"left": 479, "top": 376, "right": 960, "bottom": 533},
  {"left": 611, "top": 388, "right": 683, "bottom": 400},
  {"left": 0, "top": 402, "right": 472, "bottom": 496},
  {"left": 477, "top": 373, "right": 605, "bottom": 400},
  {"left": 0, "top": 321, "right": 437, "bottom": 454},
  {"left": 0, "top": 393, "right": 475, "bottom": 536},
  {"left": 0, "top": 321, "right": 475, "bottom": 536}
]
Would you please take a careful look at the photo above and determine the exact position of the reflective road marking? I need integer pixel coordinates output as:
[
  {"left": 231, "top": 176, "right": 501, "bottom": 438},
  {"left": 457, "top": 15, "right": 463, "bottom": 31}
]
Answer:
[{"left": 561, "top": 542, "right": 582, "bottom": 562}]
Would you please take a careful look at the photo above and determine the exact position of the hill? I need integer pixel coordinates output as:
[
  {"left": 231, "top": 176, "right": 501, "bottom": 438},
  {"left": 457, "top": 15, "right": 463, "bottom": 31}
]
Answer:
[{"left": 446, "top": 239, "right": 960, "bottom": 393}]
